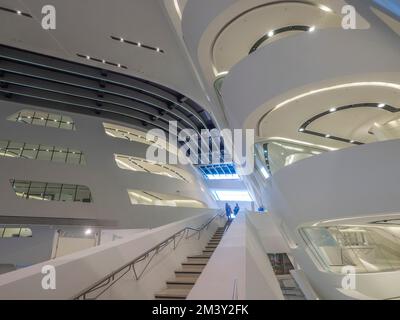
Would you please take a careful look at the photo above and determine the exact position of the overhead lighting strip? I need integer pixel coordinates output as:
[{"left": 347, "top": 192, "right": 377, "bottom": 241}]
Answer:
[
  {"left": 111, "top": 36, "right": 165, "bottom": 54},
  {"left": 76, "top": 53, "right": 127, "bottom": 69}
]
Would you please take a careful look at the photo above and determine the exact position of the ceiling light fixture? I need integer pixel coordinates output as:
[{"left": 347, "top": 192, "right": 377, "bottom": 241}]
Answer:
[
  {"left": 266, "top": 137, "right": 338, "bottom": 151},
  {"left": 378, "top": 103, "right": 386, "bottom": 108},
  {"left": 77, "top": 53, "right": 127, "bottom": 69},
  {"left": 216, "top": 71, "right": 229, "bottom": 77},
  {"left": 325, "top": 134, "right": 331, "bottom": 138},
  {"left": 85, "top": 228, "right": 92, "bottom": 235},
  {"left": 272, "top": 82, "right": 400, "bottom": 115},
  {"left": 111, "top": 36, "right": 164, "bottom": 54},
  {"left": 319, "top": 4, "right": 333, "bottom": 12},
  {"left": 174, "top": 0, "right": 182, "bottom": 20},
  {"left": 309, "top": 26, "right": 316, "bottom": 32},
  {"left": 350, "top": 140, "right": 355, "bottom": 143},
  {"left": 299, "top": 128, "right": 305, "bottom": 132},
  {"left": 329, "top": 107, "right": 337, "bottom": 112},
  {"left": 0, "top": 7, "right": 32, "bottom": 18},
  {"left": 268, "top": 30, "right": 274, "bottom": 37}
]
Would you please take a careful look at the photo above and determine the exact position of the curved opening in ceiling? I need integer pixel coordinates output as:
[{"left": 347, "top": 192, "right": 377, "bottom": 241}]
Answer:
[
  {"left": 249, "top": 25, "right": 313, "bottom": 54},
  {"left": 255, "top": 82, "right": 400, "bottom": 176},
  {"left": 299, "top": 103, "right": 399, "bottom": 145},
  {"left": 211, "top": 1, "right": 342, "bottom": 76}
]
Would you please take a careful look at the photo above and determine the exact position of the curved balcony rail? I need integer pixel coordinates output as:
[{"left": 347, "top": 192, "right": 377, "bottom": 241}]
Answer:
[{"left": 73, "top": 211, "right": 225, "bottom": 300}]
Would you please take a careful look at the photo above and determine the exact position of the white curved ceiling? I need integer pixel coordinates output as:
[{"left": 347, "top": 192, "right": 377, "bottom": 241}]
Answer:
[
  {"left": 212, "top": 1, "right": 343, "bottom": 75},
  {"left": 259, "top": 84, "right": 400, "bottom": 149},
  {"left": 0, "top": 0, "right": 209, "bottom": 109}
]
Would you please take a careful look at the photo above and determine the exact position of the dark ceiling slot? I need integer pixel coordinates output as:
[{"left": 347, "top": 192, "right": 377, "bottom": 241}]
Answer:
[
  {"left": 76, "top": 53, "right": 127, "bottom": 70},
  {"left": 111, "top": 36, "right": 165, "bottom": 54},
  {"left": 0, "top": 6, "right": 32, "bottom": 18}
]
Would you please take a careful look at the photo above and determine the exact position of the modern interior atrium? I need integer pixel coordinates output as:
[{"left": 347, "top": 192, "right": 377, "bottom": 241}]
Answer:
[{"left": 0, "top": 0, "right": 400, "bottom": 301}]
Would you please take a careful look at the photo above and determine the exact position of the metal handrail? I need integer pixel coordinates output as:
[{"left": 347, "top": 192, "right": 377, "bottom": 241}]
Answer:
[{"left": 73, "top": 211, "right": 225, "bottom": 300}]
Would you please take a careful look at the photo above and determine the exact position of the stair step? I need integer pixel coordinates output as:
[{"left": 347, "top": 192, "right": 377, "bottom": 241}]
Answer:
[
  {"left": 187, "top": 254, "right": 211, "bottom": 258},
  {"left": 175, "top": 270, "right": 202, "bottom": 277},
  {"left": 186, "top": 258, "right": 209, "bottom": 264},
  {"left": 203, "top": 249, "right": 215, "bottom": 253},
  {"left": 167, "top": 277, "right": 197, "bottom": 289},
  {"left": 155, "top": 288, "right": 191, "bottom": 300},
  {"left": 182, "top": 262, "right": 207, "bottom": 266},
  {"left": 205, "top": 245, "right": 218, "bottom": 248},
  {"left": 180, "top": 265, "right": 205, "bottom": 272}
]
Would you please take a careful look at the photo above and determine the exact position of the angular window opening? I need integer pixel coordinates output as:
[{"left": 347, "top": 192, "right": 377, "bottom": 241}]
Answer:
[
  {"left": 115, "top": 154, "right": 190, "bottom": 182},
  {"left": 10, "top": 180, "right": 92, "bottom": 203},
  {"left": 8, "top": 110, "right": 75, "bottom": 130},
  {"left": 128, "top": 189, "right": 205, "bottom": 208},
  {"left": 0, "top": 227, "right": 32, "bottom": 238},
  {"left": 0, "top": 139, "right": 85, "bottom": 165}
]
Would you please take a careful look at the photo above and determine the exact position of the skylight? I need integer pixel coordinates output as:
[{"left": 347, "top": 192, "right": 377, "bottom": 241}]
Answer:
[
  {"left": 374, "top": 0, "right": 400, "bottom": 17},
  {"left": 213, "top": 190, "right": 253, "bottom": 202}
]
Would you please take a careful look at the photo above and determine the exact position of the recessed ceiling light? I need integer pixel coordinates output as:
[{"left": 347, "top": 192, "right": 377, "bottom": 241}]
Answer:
[
  {"left": 86, "top": 55, "right": 90, "bottom": 60},
  {"left": 350, "top": 140, "right": 355, "bottom": 143},
  {"left": 378, "top": 103, "right": 385, "bottom": 108},
  {"left": 156, "top": 48, "right": 160, "bottom": 52},
  {"left": 268, "top": 30, "right": 274, "bottom": 37},
  {"left": 309, "top": 26, "right": 316, "bottom": 32},
  {"left": 299, "top": 128, "right": 305, "bottom": 132},
  {"left": 120, "top": 38, "right": 124, "bottom": 42},
  {"left": 137, "top": 42, "right": 141, "bottom": 47},
  {"left": 325, "top": 134, "right": 331, "bottom": 138},
  {"left": 16, "top": 10, "right": 22, "bottom": 15},
  {"left": 85, "top": 228, "right": 92, "bottom": 235},
  {"left": 329, "top": 107, "right": 337, "bottom": 112}
]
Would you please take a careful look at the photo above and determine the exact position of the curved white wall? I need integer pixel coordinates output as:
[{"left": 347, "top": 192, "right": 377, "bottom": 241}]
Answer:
[
  {"left": 264, "top": 139, "right": 400, "bottom": 299},
  {"left": 0, "top": 100, "right": 217, "bottom": 229},
  {"left": 221, "top": 1, "right": 400, "bottom": 131}
]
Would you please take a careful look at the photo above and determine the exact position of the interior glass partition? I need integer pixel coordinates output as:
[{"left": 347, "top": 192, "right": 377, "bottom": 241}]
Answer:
[{"left": 300, "top": 225, "right": 400, "bottom": 274}]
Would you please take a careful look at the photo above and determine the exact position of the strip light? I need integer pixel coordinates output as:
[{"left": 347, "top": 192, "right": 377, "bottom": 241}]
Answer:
[
  {"left": 273, "top": 82, "right": 400, "bottom": 113},
  {"left": 111, "top": 36, "right": 165, "bottom": 54},
  {"left": 76, "top": 53, "right": 127, "bottom": 69}
]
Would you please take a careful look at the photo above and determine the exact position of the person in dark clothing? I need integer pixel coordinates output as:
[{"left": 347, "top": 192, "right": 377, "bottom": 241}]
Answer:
[
  {"left": 233, "top": 203, "right": 240, "bottom": 217},
  {"left": 225, "top": 203, "right": 232, "bottom": 220}
]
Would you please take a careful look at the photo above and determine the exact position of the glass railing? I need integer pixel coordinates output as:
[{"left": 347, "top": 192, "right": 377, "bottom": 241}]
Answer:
[
  {"left": 255, "top": 139, "right": 326, "bottom": 176},
  {"left": 300, "top": 224, "right": 400, "bottom": 274}
]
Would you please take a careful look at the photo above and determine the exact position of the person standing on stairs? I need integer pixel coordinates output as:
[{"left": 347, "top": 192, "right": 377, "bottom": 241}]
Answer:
[
  {"left": 233, "top": 203, "right": 240, "bottom": 217},
  {"left": 225, "top": 203, "right": 232, "bottom": 221}
]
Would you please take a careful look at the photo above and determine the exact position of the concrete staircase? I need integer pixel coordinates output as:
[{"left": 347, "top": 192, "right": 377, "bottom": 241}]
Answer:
[
  {"left": 154, "top": 227, "right": 225, "bottom": 300},
  {"left": 277, "top": 274, "right": 306, "bottom": 300}
]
